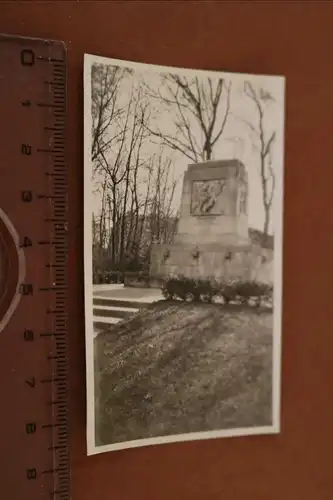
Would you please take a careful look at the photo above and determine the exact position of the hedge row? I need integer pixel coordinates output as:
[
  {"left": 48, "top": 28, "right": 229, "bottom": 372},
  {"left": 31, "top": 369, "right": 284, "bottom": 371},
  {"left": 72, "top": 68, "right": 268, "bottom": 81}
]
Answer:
[
  {"left": 93, "top": 269, "right": 120, "bottom": 284},
  {"left": 161, "top": 275, "right": 273, "bottom": 307}
]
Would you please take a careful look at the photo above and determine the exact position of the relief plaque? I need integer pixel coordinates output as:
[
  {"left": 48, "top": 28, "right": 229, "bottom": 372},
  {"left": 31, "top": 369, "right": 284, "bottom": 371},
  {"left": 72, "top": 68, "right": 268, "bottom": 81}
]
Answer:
[{"left": 190, "top": 179, "right": 228, "bottom": 216}]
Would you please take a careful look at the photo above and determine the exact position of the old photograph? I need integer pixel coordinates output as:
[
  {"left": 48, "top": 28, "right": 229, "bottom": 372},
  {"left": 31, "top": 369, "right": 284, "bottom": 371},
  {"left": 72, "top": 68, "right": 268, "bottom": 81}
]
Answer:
[{"left": 84, "top": 54, "right": 285, "bottom": 455}]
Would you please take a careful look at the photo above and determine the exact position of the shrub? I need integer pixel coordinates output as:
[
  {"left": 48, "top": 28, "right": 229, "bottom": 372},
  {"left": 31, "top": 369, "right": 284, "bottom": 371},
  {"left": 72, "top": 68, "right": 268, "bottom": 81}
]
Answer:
[
  {"left": 162, "top": 276, "right": 194, "bottom": 301},
  {"left": 195, "top": 278, "right": 220, "bottom": 303},
  {"left": 161, "top": 275, "right": 273, "bottom": 308},
  {"left": 233, "top": 280, "right": 272, "bottom": 305},
  {"left": 162, "top": 276, "right": 218, "bottom": 302},
  {"left": 220, "top": 281, "right": 238, "bottom": 304}
]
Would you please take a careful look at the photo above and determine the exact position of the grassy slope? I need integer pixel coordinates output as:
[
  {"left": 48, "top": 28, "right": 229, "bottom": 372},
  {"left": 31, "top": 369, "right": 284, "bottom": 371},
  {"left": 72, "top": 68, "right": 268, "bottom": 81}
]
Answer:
[{"left": 94, "top": 301, "right": 273, "bottom": 446}]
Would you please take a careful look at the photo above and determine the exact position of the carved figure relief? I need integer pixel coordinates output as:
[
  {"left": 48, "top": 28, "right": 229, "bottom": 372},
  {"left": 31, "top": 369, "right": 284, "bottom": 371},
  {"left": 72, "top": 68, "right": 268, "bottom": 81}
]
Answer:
[{"left": 191, "top": 179, "right": 228, "bottom": 215}]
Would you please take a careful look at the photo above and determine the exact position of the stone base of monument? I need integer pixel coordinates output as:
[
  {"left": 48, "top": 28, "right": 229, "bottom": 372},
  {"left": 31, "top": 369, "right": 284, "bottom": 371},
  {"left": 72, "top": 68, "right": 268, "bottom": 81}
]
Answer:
[
  {"left": 149, "top": 158, "right": 273, "bottom": 286},
  {"left": 149, "top": 242, "right": 273, "bottom": 284}
]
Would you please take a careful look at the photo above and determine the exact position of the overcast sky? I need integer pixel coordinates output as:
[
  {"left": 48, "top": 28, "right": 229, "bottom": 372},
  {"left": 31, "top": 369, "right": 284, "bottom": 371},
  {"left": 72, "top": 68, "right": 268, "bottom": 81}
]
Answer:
[{"left": 88, "top": 57, "right": 285, "bottom": 235}]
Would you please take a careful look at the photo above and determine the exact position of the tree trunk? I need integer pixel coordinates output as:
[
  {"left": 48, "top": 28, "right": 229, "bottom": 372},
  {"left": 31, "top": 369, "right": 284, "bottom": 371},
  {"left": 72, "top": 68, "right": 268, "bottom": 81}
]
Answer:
[{"left": 263, "top": 208, "right": 270, "bottom": 244}]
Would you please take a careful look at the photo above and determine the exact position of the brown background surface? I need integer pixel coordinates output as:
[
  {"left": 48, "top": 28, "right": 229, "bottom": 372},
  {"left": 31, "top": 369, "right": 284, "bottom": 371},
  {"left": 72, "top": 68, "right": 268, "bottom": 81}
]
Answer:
[{"left": 1, "top": 1, "right": 333, "bottom": 499}]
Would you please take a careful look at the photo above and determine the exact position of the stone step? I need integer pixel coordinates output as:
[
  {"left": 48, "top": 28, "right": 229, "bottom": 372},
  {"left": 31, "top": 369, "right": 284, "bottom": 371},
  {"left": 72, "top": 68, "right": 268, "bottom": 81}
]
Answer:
[
  {"left": 93, "top": 305, "right": 138, "bottom": 319},
  {"left": 93, "top": 328, "right": 103, "bottom": 338},
  {"left": 93, "top": 316, "right": 121, "bottom": 332},
  {"left": 93, "top": 297, "right": 150, "bottom": 309},
  {"left": 93, "top": 323, "right": 112, "bottom": 333}
]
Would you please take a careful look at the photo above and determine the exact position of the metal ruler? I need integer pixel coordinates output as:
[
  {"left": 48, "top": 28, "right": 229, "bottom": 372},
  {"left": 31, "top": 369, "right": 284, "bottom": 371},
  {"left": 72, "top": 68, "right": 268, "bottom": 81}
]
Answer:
[{"left": 0, "top": 35, "right": 70, "bottom": 500}]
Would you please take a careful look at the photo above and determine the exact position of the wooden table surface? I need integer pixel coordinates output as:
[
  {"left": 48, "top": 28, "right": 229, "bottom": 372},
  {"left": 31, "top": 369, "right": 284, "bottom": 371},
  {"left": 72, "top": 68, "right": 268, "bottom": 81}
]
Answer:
[{"left": 1, "top": 2, "right": 333, "bottom": 499}]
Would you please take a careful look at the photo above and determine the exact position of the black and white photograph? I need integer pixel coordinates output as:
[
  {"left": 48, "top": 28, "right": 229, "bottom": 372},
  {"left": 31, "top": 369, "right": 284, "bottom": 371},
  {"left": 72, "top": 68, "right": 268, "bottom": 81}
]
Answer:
[{"left": 84, "top": 54, "right": 285, "bottom": 455}]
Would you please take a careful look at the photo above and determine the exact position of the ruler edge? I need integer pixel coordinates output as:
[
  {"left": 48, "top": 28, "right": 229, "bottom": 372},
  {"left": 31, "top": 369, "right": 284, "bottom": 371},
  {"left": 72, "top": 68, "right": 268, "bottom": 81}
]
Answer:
[{"left": 0, "top": 33, "right": 67, "bottom": 52}]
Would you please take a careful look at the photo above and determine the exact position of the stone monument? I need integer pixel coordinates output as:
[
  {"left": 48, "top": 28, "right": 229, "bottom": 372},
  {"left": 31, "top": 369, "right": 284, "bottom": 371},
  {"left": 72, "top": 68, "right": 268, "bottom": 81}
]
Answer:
[
  {"left": 149, "top": 159, "right": 271, "bottom": 283},
  {"left": 174, "top": 159, "right": 249, "bottom": 246}
]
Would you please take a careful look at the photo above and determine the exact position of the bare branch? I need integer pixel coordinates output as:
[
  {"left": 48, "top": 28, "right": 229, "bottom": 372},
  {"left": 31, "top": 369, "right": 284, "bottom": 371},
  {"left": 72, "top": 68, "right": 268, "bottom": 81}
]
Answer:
[
  {"left": 145, "top": 73, "right": 231, "bottom": 161},
  {"left": 211, "top": 81, "right": 232, "bottom": 147},
  {"left": 263, "top": 131, "right": 276, "bottom": 158},
  {"left": 143, "top": 123, "right": 198, "bottom": 163},
  {"left": 243, "top": 80, "right": 277, "bottom": 237}
]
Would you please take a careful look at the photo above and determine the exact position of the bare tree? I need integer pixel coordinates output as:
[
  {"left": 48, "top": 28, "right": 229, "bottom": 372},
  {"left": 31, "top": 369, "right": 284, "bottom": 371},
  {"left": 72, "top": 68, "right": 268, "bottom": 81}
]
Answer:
[
  {"left": 92, "top": 69, "right": 156, "bottom": 270},
  {"left": 92, "top": 213, "right": 99, "bottom": 282},
  {"left": 145, "top": 74, "right": 231, "bottom": 162},
  {"left": 91, "top": 63, "right": 131, "bottom": 165},
  {"left": 147, "top": 147, "right": 178, "bottom": 245},
  {"left": 104, "top": 97, "right": 149, "bottom": 267},
  {"left": 118, "top": 96, "right": 150, "bottom": 269},
  {"left": 91, "top": 64, "right": 136, "bottom": 268},
  {"left": 243, "top": 81, "right": 276, "bottom": 239},
  {"left": 91, "top": 65, "right": 180, "bottom": 279}
]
